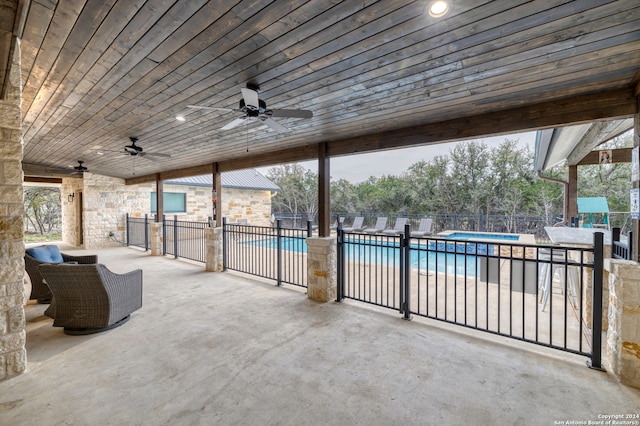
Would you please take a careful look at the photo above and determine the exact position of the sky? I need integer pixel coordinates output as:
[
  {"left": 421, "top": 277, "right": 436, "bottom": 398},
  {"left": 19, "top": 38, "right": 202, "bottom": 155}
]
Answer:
[{"left": 258, "top": 131, "right": 538, "bottom": 183}]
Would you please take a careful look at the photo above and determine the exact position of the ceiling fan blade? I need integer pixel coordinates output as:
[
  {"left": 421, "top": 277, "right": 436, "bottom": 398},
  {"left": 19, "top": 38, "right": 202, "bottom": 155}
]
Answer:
[
  {"left": 145, "top": 152, "right": 171, "bottom": 158},
  {"left": 262, "top": 117, "right": 289, "bottom": 133},
  {"left": 187, "top": 105, "right": 233, "bottom": 112},
  {"left": 221, "top": 117, "right": 246, "bottom": 130},
  {"left": 270, "top": 109, "right": 313, "bottom": 119},
  {"left": 241, "top": 88, "right": 260, "bottom": 109}
]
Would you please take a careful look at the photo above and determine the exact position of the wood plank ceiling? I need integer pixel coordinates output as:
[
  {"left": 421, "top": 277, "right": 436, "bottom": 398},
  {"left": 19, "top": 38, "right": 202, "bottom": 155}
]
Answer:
[{"left": 16, "top": 0, "right": 640, "bottom": 180}]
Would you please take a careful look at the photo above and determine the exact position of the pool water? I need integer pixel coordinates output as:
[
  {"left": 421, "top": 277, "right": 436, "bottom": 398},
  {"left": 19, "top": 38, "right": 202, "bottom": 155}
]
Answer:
[
  {"left": 446, "top": 232, "right": 520, "bottom": 242},
  {"left": 243, "top": 237, "right": 481, "bottom": 276}
]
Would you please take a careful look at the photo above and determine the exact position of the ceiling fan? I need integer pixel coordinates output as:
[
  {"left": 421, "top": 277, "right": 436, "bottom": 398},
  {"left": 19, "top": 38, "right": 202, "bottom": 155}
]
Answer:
[
  {"left": 187, "top": 83, "right": 313, "bottom": 133},
  {"left": 123, "top": 137, "right": 171, "bottom": 160},
  {"left": 70, "top": 160, "right": 88, "bottom": 175}
]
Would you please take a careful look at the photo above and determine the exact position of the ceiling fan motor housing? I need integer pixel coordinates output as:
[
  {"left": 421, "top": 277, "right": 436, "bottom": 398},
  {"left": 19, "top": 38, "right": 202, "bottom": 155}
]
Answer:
[{"left": 239, "top": 98, "right": 267, "bottom": 116}]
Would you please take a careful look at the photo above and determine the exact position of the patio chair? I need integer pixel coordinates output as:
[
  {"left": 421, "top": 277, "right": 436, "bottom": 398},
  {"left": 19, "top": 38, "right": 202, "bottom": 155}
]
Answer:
[
  {"left": 410, "top": 218, "right": 433, "bottom": 238},
  {"left": 38, "top": 263, "right": 143, "bottom": 335},
  {"left": 24, "top": 245, "right": 98, "bottom": 303},
  {"left": 364, "top": 217, "right": 387, "bottom": 234},
  {"left": 382, "top": 217, "right": 408, "bottom": 236},
  {"left": 343, "top": 216, "right": 365, "bottom": 232}
]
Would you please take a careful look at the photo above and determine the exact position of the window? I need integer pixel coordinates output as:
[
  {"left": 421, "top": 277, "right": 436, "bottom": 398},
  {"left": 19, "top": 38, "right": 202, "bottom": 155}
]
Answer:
[{"left": 151, "top": 192, "right": 186, "bottom": 213}]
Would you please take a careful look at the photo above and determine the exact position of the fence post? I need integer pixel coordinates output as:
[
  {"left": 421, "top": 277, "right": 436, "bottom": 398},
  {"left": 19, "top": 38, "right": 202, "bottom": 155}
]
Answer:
[
  {"left": 222, "top": 217, "right": 227, "bottom": 271},
  {"left": 125, "top": 213, "right": 130, "bottom": 246},
  {"left": 162, "top": 215, "right": 167, "bottom": 255},
  {"left": 401, "top": 223, "right": 412, "bottom": 320},
  {"left": 588, "top": 231, "right": 605, "bottom": 371},
  {"left": 336, "top": 222, "right": 344, "bottom": 302},
  {"left": 277, "top": 219, "right": 282, "bottom": 287},
  {"left": 144, "top": 214, "right": 149, "bottom": 251},
  {"left": 628, "top": 231, "right": 634, "bottom": 261},
  {"left": 173, "top": 214, "right": 178, "bottom": 259},
  {"left": 307, "top": 220, "right": 313, "bottom": 237}
]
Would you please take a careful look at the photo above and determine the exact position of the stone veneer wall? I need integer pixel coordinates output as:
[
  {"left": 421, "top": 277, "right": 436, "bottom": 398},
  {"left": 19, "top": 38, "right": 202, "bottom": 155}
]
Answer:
[
  {"left": 0, "top": 40, "right": 26, "bottom": 380},
  {"left": 605, "top": 259, "right": 640, "bottom": 388},
  {"left": 61, "top": 177, "right": 273, "bottom": 249},
  {"left": 63, "top": 173, "right": 153, "bottom": 249}
]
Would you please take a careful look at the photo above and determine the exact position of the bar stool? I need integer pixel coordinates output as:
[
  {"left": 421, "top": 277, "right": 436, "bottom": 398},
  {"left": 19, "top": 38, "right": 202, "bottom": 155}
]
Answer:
[{"left": 538, "top": 248, "right": 578, "bottom": 312}]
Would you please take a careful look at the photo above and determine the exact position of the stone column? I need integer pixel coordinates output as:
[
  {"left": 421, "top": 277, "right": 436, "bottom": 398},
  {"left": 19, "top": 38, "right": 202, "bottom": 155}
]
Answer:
[
  {"left": 0, "top": 39, "right": 26, "bottom": 380},
  {"left": 605, "top": 259, "right": 640, "bottom": 388},
  {"left": 306, "top": 237, "right": 337, "bottom": 302},
  {"left": 205, "top": 227, "right": 224, "bottom": 272},
  {"left": 149, "top": 222, "right": 163, "bottom": 256}
]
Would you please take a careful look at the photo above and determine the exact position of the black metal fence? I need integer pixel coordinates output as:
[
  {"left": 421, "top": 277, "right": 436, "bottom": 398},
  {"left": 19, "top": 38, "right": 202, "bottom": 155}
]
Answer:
[
  {"left": 125, "top": 213, "right": 150, "bottom": 251},
  {"left": 163, "top": 216, "right": 208, "bottom": 262},
  {"left": 223, "top": 218, "right": 311, "bottom": 288},
  {"left": 611, "top": 227, "right": 633, "bottom": 260},
  {"left": 125, "top": 214, "right": 208, "bottom": 263},
  {"left": 337, "top": 224, "right": 605, "bottom": 367}
]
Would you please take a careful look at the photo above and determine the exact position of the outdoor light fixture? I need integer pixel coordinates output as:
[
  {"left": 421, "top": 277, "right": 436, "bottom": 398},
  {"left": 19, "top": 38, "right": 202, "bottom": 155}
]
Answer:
[
  {"left": 68, "top": 193, "right": 75, "bottom": 202},
  {"left": 175, "top": 115, "right": 186, "bottom": 122},
  {"left": 428, "top": 0, "right": 450, "bottom": 18}
]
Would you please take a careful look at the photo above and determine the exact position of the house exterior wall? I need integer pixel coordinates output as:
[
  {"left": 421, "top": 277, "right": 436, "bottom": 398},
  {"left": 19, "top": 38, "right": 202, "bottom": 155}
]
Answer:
[
  {"left": 0, "top": 40, "right": 26, "bottom": 380},
  {"left": 60, "top": 177, "right": 273, "bottom": 249}
]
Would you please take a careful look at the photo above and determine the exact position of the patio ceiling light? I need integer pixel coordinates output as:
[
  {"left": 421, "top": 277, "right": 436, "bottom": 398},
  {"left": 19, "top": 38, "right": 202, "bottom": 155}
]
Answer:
[
  {"left": 428, "top": 0, "right": 450, "bottom": 18},
  {"left": 175, "top": 115, "right": 186, "bottom": 122}
]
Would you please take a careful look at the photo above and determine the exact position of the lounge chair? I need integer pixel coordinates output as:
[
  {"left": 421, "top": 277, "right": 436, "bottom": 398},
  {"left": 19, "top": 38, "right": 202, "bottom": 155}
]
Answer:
[
  {"left": 343, "top": 216, "right": 365, "bottom": 232},
  {"left": 410, "top": 218, "right": 433, "bottom": 237},
  {"left": 38, "top": 263, "right": 143, "bottom": 335},
  {"left": 24, "top": 245, "right": 98, "bottom": 303},
  {"left": 364, "top": 217, "right": 387, "bottom": 234},
  {"left": 382, "top": 217, "right": 408, "bottom": 235}
]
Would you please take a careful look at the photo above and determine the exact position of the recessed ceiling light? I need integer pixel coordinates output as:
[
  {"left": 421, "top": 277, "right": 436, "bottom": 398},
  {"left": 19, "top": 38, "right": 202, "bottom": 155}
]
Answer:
[
  {"left": 176, "top": 115, "right": 186, "bottom": 122},
  {"left": 428, "top": 1, "right": 449, "bottom": 18}
]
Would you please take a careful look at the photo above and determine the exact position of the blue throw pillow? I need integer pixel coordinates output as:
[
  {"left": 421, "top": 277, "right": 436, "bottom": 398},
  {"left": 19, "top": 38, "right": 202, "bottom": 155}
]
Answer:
[{"left": 26, "top": 245, "right": 64, "bottom": 263}]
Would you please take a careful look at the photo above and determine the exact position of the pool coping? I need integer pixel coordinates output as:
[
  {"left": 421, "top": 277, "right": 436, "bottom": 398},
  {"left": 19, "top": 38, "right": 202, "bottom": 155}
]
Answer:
[{"left": 437, "top": 230, "right": 537, "bottom": 245}]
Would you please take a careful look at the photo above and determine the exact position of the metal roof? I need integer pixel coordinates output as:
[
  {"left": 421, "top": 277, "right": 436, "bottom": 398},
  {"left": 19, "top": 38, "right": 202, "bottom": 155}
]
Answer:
[{"left": 165, "top": 169, "right": 279, "bottom": 192}]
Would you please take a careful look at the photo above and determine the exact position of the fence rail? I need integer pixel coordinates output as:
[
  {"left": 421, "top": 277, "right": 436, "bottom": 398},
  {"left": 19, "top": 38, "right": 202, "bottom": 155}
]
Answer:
[
  {"left": 125, "top": 213, "right": 149, "bottom": 251},
  {"left": 223, "top": 218, "right": 311, "bottom": 288},
  {"left": 163, "top": 216, "right": 208, "bottom": 263},
  {"left": 337, "top": 224, "right": 604, "bottom": 366}
]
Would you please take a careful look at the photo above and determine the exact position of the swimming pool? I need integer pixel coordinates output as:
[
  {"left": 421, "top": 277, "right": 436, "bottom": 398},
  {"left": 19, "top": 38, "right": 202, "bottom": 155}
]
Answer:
[
  {"left": 242, "top": 237, "right": 480, "bottom": 276},
  {"left": 445, "top": 232, "right": 520, "bottom": 242}
]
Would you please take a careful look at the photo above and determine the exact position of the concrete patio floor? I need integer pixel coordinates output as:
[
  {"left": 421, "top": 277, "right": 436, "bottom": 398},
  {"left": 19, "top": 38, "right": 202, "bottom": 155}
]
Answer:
[{"left": 1, "top": 245, "right": 639, "bottom": 425}]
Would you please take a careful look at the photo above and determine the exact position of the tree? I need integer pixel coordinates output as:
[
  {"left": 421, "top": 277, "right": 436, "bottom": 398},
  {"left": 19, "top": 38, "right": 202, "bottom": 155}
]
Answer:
[
  {"left": 24, "top": 186, "right": 61, "bottom": 234},
  {"left": 267, "top": 164, "right": 318, "bottom": 226}
]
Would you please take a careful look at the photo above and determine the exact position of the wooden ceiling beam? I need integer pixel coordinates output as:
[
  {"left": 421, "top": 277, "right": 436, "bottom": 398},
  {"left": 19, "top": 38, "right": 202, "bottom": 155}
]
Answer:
[
  {"left": 124, "top": 87, "right": 638, "bottom": 184},
  {"left": 577, "top": 147, "right": 632, "bottom": 165}
]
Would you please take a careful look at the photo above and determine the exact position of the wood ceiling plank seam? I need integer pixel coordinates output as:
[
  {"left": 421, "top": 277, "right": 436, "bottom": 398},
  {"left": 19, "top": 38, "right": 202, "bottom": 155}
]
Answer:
[
  {"left": 42, "top": 0, "right": 488, "bottom": 147},
  {"left": 19, "top": 2, "right": 54, "bottom": 112},
  {"left": 56, "top": 1, "right": 298, "bottom": 135},
  {"left": 22, "top": 2, "right": 174, "bottom": 141},
  {"left": 107, "top": 0, "right": 452, "bottom": 133},
  {"left": 21, "top": 0, "right": 87, "bottom": 124},
  {"left": 38, "top": 22, "right": 636, "bottom": 161},
  {"left": 145, "top": 1, "right": 237, "bottom": 64},
  {"left": 29, "top": 0, "right": 184, "bottom": 134},
  {"left": 21, "top": 0, "right": 124, "bottom": 155},
  {"left": 298, "top": 40, "right": 640, "bottom": 125},
  {"left": 21, "top": 0, "right": 147, "bottom": 148},
  {"left": 461, "top": 3, "right": 640, "bottom": 69},
  {"left": 464, "top": 30, "right": 640, "bottom": 85},
  {"left": 462, "top": 8, "right": 640, "bottom": 79}
]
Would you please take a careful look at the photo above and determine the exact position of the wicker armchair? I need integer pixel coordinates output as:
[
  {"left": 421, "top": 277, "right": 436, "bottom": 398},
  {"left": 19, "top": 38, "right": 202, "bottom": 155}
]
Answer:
[
  {"left": 24, "top": 246, "right": 98, "bottom": 303},
  {"left": 38, "top": 263, "right": 143, "bottom": 335}
]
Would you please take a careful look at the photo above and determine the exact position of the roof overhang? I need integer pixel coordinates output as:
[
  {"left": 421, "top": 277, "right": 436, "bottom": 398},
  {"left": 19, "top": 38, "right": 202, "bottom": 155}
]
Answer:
[{"left": 534, "top": 118, "right": 634, "bottom": 172}]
